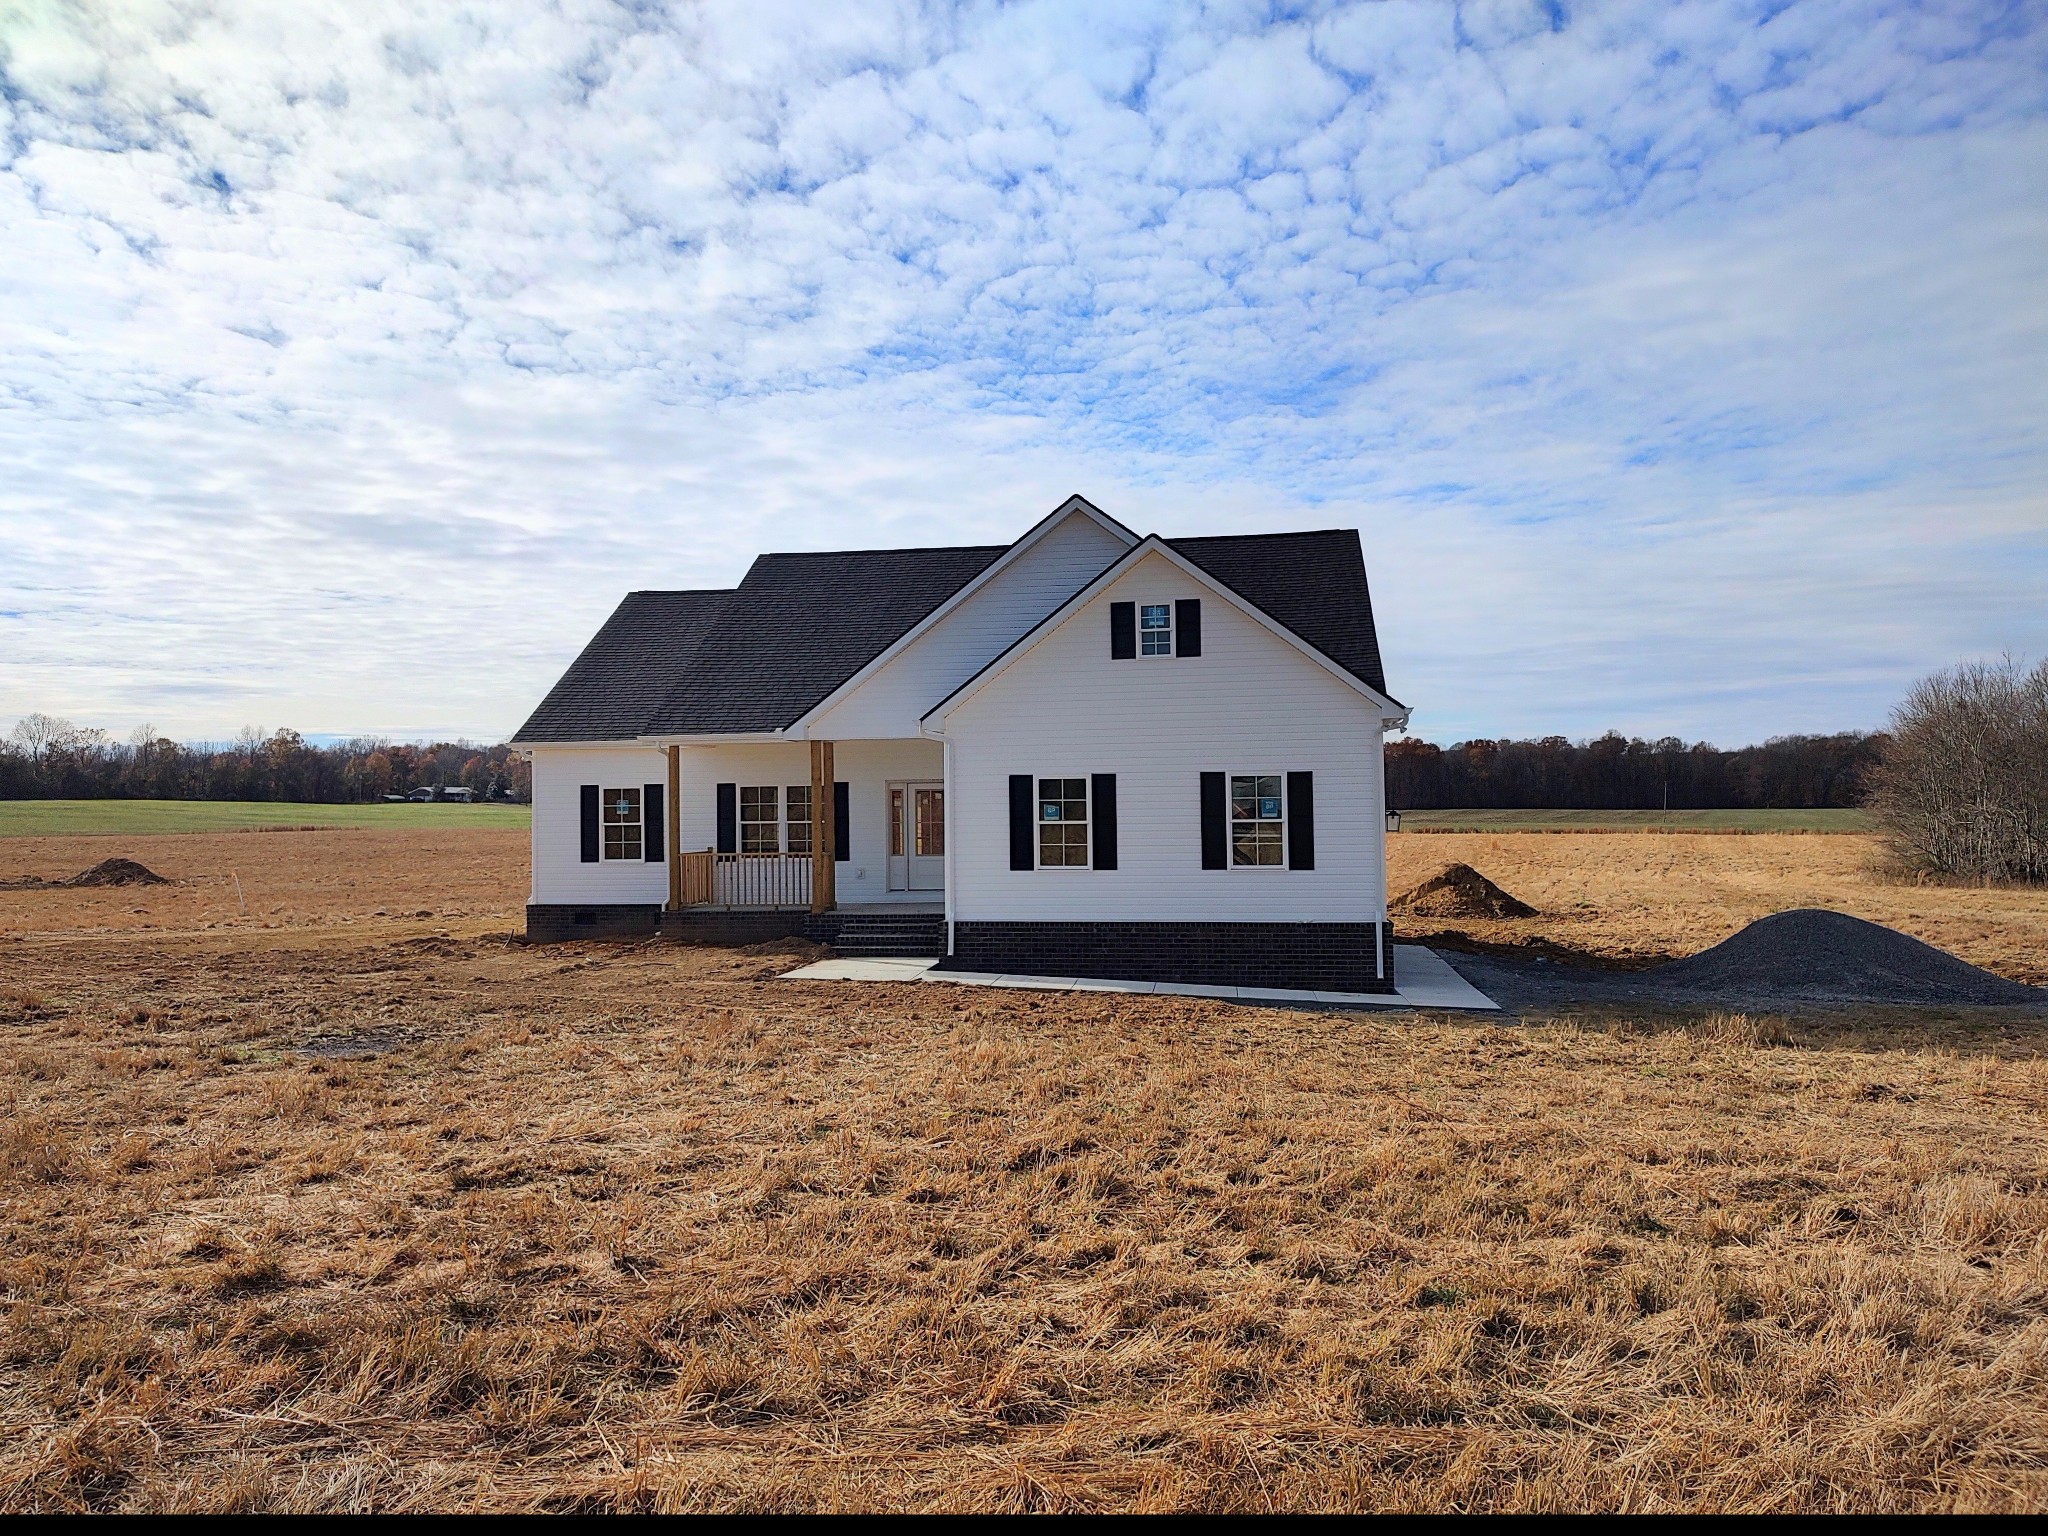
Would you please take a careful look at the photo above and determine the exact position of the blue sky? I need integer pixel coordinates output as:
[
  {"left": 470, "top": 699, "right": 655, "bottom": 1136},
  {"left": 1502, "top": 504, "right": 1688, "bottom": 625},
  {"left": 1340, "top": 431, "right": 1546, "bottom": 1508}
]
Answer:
[{"left": 1, "top": 0, "right": 2043, "bottom": 746}]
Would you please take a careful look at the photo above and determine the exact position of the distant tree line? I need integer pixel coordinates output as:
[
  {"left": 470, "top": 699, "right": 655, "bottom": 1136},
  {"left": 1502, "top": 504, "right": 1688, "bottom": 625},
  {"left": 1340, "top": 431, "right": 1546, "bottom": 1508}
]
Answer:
[
  {"left": 1384, "top": 730, "right": 1884, "bottom": 811},
  {"left": 0, "top": 715, "right": 531, "bottom": 803}
]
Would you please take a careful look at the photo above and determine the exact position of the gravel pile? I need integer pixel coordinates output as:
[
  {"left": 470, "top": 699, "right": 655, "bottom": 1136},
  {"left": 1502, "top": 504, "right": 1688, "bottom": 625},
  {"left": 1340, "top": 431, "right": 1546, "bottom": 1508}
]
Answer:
[
  {"left": 1436, "top": 907, "right": 2046, "bottom": 1012},
  {"left": 1648, "top": 908, "right": 2041, "bottom": 1007}
]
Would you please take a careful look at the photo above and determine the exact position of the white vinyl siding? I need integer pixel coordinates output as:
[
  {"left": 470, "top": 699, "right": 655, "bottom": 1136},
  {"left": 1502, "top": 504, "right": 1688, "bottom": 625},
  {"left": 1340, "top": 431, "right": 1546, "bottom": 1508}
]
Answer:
[
  {"left": 942, "top": 548, "right": 1385, "bottom": 924},
  {"left": 527, "top": 746, "right": 670, "bottom": 905}
]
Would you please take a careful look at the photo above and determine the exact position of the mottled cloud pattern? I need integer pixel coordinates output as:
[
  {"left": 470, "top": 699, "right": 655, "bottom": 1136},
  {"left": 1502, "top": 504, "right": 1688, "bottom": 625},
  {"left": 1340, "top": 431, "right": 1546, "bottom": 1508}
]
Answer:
[{"left": 1, "top": 0, "right": 2043, "bottom": 743}]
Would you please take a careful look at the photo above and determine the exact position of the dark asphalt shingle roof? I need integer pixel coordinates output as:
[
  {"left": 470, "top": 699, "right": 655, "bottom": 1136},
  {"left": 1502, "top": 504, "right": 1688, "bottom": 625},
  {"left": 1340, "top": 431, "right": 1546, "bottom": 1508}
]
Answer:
[
  {"left": 512, "top": 590, "right": 731, "bottom": 743},
  {"left": 642, "top": 543, "right": 1007, "bottom": 734},
  {"left": 516, "top": 525, "right": 1395, "bottom": 743},
  {"left": 1169, "top": 529, "right": 1393, "bottom": 699}
]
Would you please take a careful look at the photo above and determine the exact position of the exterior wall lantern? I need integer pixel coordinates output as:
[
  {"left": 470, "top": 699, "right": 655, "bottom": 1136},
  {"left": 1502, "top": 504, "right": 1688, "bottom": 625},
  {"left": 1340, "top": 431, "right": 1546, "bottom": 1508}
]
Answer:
[{"left": 1385, "top": 808, "right": 1402, "bottom": 833}]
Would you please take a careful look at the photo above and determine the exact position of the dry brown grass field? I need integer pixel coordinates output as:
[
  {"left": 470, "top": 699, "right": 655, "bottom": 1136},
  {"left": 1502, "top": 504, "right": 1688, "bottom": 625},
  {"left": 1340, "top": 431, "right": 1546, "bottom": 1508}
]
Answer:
[
  {"left": 2, "top": 827, "right": 2046, "bottom": 1512},
  {"left": 1388, "top": 832, "right": 2048, "bottom": 985}
]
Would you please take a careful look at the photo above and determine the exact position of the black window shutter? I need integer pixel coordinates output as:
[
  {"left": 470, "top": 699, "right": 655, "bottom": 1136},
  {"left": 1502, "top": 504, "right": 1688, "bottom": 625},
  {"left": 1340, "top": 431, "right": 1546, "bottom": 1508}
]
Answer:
[
  {"left": 643, "top": 783, "right": 665, "bottom": 862},
  {"left": 1091, "top": 774, "right": 1118, "bottom": 870},
  {"left": 579, "top": 784, "right": 600, "bottom": 863},
  {"left": 1200, "top": 772, "right": 1226, "bottom": 870},
  {"left": 715, "top": 782, "right": 737, "bottom": 854},
  {"left": 1109, "top": 601, "right": 1136, "bottom": 660},
  {"left": 1009, "top": 774, "right": 1033, "bottom": 870},
  {"left": 833, "top": 780, "right": 850, "bottom": 862},
  {"left": 1175, "top": 598, "right": 1202, "bottom": 657},
  {"left": 1287, "top": 771, "right": 1315, "bottom": 870}
]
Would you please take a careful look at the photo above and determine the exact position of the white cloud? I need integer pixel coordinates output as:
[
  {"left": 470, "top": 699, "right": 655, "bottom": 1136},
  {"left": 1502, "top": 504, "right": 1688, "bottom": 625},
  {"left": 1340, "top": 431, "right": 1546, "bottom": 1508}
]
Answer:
[{"left": 0, "top": 0, "right": 2043, "bottom": 745}]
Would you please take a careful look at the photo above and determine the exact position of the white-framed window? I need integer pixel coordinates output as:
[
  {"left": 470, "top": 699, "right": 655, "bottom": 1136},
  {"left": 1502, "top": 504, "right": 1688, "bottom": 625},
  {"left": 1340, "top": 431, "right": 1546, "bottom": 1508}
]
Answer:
[
  {"left": 786, "top": 784, "right": 813, "bottom": 855},
  {"left": 739, "top": 785, "right": 779, "bottom": 853},
  {"left": 602, "top": 786, "right": 643, "bottom": 861},
  {"left": 1140, "top": 602, "right": 1172, "bottom": 656},
  {"left": 1230, "top": 774, "right": 1283, "bottom": 867},
  {"left": 1037, "top": 777, "right": 1089, "bottom": 867}
]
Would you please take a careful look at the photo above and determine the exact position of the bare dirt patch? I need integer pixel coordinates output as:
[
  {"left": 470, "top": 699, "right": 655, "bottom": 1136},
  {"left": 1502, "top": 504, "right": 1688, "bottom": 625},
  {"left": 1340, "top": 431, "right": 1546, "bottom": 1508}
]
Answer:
[
  {"left": 2, "top": 828, "right": 2047, "bottom": 1510},
  {"left": 0, "top": 826, "right": 529, "bottom": 941}
]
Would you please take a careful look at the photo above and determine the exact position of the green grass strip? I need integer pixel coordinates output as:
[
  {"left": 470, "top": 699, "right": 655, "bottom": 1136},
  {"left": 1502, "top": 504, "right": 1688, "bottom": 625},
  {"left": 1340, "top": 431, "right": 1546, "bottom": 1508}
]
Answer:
[{"left": 0, "top": 800, "right": 533, "bottom": 838}]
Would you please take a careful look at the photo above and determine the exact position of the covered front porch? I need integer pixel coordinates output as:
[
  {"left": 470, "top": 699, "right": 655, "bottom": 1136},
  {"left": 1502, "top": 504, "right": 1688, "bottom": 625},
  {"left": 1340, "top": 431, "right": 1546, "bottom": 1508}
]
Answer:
[{"left": 659, "top": 736, "right": 948, "bottom": 916}]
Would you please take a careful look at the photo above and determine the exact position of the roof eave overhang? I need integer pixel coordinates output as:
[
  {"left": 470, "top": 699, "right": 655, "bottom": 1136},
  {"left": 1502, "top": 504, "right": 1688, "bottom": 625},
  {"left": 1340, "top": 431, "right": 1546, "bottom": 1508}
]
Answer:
[
  {"left": 510, "top": 737, "right": 662, "bottom": 751},
  {"left": 637, "top": 728, "right": 801, "bottom": 747}
]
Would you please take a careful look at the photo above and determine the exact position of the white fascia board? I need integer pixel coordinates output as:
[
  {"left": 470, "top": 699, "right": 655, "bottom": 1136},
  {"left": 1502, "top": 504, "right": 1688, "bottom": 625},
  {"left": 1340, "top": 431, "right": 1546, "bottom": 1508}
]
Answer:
[
  {"left": 922, "top": 535, "right": 1408, "bottom": 728},
  {"left": 636, "top": 730, "right": 793, "bottom": 747},
  {"left": 511, "top": 738, "right": 655, "bottom": 751},
  {"left": 781, "top": 494, "right": 1140, "bottom": 739}
]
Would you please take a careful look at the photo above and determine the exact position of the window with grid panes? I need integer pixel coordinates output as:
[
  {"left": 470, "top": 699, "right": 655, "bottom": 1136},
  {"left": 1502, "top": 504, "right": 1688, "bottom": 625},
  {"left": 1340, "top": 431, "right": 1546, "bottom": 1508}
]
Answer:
[
  {"left": 1139, "top": 603, "right": 1172, "bottom": 656},
  {"left": 785, "top": 785, "right": 812, "bottom": 855},
  {"left": 1037, "top": 777, "right": 1088, "bottom": 867},
  {"left": 1230, "top": 775, "right": 1283, "bottom": 866},
  {"left": 739, "top": 785, "right": 780, "bottom": 853},
  {"left": 601, "top": 787, "right": 643, "bottom": 861}
]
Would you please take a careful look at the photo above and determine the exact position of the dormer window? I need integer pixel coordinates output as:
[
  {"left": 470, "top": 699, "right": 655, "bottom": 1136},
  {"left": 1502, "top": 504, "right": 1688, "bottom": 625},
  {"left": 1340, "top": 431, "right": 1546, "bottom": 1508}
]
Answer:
[{"left": 1139, "top": 603, "right": 1172, "bottom": 656}]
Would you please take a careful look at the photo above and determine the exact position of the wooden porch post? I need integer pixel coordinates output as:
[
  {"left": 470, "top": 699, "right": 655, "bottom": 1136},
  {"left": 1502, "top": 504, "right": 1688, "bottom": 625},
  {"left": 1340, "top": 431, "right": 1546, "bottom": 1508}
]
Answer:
[
  {"left": 665, "top": 744, "right": 682, "bottom": 911},
  {"left": 809, "top": 739, "right": 836, "bottom": 913}
]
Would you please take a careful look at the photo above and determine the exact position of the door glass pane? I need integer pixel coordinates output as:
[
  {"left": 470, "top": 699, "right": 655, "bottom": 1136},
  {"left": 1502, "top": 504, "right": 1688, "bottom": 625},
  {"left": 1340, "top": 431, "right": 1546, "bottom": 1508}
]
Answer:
[
  {"left": 914, "top": 788, "right": 945, "bottom": 857},
  {"left": 889, "top": 789, "right": 904, "bottom": 856}
]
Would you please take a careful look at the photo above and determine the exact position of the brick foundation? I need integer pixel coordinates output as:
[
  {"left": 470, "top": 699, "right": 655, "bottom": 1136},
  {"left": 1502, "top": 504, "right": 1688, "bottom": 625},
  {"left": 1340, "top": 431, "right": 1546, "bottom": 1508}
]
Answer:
[
  {"left": 938, "top": 920, "right": 1395, "bottom": 993},
  {"left": 523, "top": 903, "right": 661, "bottom": 943}
]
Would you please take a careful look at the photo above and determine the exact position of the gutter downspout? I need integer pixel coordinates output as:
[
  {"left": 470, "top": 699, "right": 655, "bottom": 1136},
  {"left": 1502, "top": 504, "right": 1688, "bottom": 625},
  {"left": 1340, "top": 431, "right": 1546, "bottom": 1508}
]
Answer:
[
  {"left": 1378, "top": 713, "right": 1404, "bottom": 985},
  {"left": 941, "top": 733, "right": 956, "bottom": 956}
]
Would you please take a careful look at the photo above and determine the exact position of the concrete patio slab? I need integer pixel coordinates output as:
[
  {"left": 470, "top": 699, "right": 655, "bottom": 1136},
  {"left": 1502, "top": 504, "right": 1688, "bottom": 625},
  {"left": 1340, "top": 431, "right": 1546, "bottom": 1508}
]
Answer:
[{"left": 779, "top": 944, "right": 1498, "bottom": 1011}]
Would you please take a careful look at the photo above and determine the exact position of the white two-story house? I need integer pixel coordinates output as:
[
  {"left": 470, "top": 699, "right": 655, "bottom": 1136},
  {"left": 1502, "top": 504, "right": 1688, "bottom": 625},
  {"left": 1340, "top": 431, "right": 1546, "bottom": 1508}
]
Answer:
[{"left": 511, "top": 496, "right": 1410, "bottom": 991}]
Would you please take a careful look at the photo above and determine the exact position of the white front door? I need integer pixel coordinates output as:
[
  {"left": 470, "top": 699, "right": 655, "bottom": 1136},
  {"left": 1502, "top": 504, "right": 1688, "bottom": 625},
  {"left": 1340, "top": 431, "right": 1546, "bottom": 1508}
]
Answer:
[{"left": 888, "top": 781, "right": 945, "bottom": 892}]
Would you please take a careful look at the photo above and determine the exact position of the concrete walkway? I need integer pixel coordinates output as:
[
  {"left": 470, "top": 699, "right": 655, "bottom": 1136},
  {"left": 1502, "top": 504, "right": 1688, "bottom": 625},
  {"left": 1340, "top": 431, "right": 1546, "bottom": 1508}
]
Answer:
[{"left": 779, "top": 943, "right": 1498, "bottom": 1011}]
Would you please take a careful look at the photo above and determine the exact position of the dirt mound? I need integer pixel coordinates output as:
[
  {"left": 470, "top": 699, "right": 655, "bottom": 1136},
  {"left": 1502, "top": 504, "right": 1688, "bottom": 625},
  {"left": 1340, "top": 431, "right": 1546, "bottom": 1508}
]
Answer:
[
  {"left": 1651, "top": 908, "right": 2043, "bottom": 1007},
  {"left": 1392, "top": 863, "right": 1537, "bottom": 920},
  {"left": 738, "top": 937, "right": 835, "bottom": 962},
  {"left": 0, "top": 858, "right": 170, "bottom": 891},
  {"left": 66, "top": 858, "right": 169, "bottom": 888}
]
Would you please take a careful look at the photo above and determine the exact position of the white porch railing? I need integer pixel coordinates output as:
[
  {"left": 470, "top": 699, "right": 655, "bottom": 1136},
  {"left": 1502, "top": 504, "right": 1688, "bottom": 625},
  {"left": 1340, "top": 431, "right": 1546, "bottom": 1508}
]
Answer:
[{"left": 677, "top": 850, "right": 813, "bottom": 910}]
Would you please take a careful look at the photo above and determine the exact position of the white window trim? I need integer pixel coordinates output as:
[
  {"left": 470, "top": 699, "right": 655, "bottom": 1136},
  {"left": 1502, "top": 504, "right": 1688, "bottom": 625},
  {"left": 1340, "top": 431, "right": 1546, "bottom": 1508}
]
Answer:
[
  {"left": 1138, "top": 600, "right": 1174, "bottom": 658},
  {"left": 785, "top": 783, "right": 814, "bottom": 856},
  {"left": 738, "top": 784, "right": 781, "bottom": 855},
  {"left": 1227, "top": 771, "right": 1286, "bottom": 872},
  {"left": 600, "top": 785, "right": 644, "bottom": 862},
  {"left": 1033, "top": 772, "right": 1092, "bottom": 871}
]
